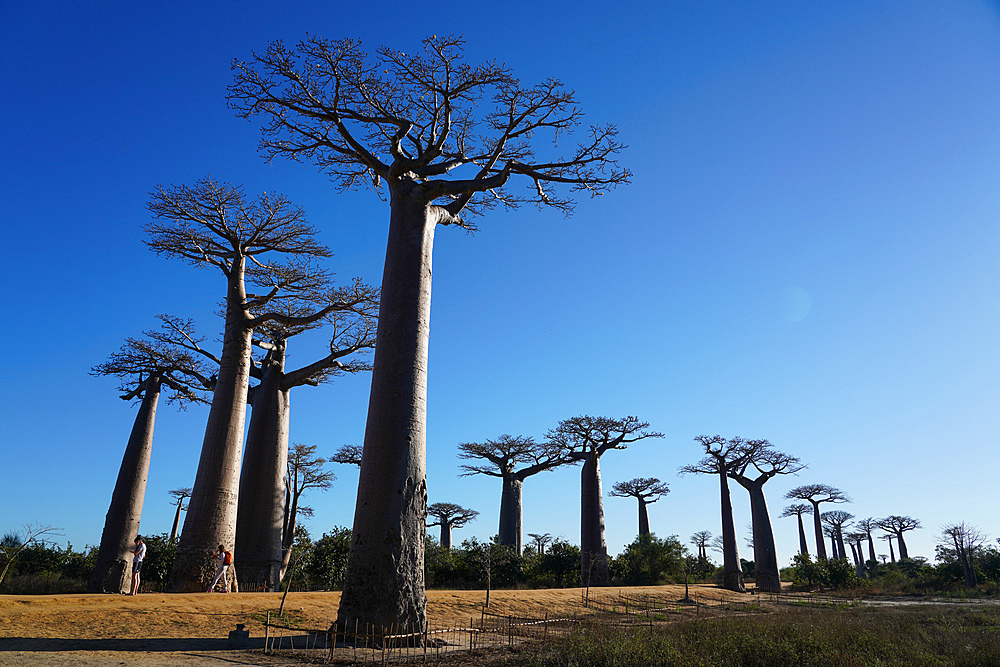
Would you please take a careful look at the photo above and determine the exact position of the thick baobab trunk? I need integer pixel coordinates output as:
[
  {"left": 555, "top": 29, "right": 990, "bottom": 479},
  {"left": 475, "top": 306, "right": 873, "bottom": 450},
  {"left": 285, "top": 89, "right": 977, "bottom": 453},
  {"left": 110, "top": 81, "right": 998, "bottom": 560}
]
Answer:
[
  {"left": 867, "top": 534, "right": 876, "bottom": 563},
  {"left": 796, "top": 514, "right": 809, "bottom": 556},
  {"left": 235, "top": 347, "right": 289, "bottom": 592},
  {"left": 439, "top": 522, "right": 452, "bottom": 550},
  {"left": 580, "top": 454, "right": 609, "bottom": 587},
  {"left": 810, "top": 502, "right": 827, "bottom": 560},
  {"left": 889, "top": 539, "right": 896, "bottom": 563},
  {"left": 849, "top": 542, "right": 859, "bottom": 566},
  {"left": 88, "top": 376, "right": 162, "bottom": 593},
  {"left": 337, "top": 189, "right": 432, "bottom": 632},
  {"left": 835, "top": 527, "right": 847, "bottom": 561},
  {"left": 896, "top": 532, "right": 909, "bottom": 560},
  {"left": 169, "top": 501, "right": 183, "bottom": 543},
  {"left": 168, "top": 264, "right": 254, "bottom": 592},
  {"left": 745, "top": 484, "right": 780, "bottom": 593},
  {"left": 498, "top": 476, "right": 524, "bottom": 555},
  {"left": 829, "top": 535, "right": 838, "bottom": 559},
  {"left": 718, "top": 469, "right": 744, "bottom": 592},
  {"left": 637, "top": 498, "right": 650, "bottom": 537}
]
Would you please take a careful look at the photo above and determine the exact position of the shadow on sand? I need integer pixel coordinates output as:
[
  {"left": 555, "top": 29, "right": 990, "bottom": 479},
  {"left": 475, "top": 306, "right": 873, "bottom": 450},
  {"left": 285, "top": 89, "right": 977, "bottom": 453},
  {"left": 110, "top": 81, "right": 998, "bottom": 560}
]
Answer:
[{"left": 0, "top": 636, "right": 278, "bottom": 652}]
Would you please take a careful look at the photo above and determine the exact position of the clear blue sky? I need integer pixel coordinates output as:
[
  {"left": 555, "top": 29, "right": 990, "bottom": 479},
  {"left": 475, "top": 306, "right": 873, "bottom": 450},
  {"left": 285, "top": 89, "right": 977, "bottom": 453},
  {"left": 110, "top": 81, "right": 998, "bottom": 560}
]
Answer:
[{"left": 2, "top": 1, "right": 999, "bottom": 569}]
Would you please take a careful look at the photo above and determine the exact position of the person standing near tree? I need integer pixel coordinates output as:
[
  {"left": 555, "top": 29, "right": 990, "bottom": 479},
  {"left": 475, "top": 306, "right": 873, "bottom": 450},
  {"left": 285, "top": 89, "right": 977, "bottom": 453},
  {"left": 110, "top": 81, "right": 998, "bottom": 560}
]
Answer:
[
  {"left": 206, "top": 545, "right": 231, "bottom": 592},
  {"left": 129, "top": 536, "right": 146, "bottom": 595}
]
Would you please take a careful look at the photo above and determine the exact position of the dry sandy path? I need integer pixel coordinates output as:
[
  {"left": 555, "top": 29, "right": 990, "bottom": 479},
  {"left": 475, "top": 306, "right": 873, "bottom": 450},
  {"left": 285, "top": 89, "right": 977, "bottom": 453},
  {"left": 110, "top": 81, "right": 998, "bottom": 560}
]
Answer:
[{"left": 0, "top": 584, "right": 746, "bottom": 665}]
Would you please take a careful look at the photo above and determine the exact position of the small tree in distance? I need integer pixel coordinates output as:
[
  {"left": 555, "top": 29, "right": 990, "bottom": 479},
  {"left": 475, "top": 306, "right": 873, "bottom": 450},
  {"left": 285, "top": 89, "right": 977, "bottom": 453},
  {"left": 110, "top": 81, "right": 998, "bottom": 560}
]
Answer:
[
  {"left": 781, "top": 504, "right": 812, "bottom": 556},
  {"left": 281, "top": 444, "right": 336, "bottom": 580},
  {"left": 230, "top": 34, "right": 630, "bottom": 631},
  {"left": 609, "top": 478, "right": 670, "bottom": 537},
  {"left": 426, "top": 503, "right": 479, "bottom": 550},
  {"left": 168, "top": 488, "right": 192, "bottom": 543},
  {"left": 877, "top": 515, "right": 921, "bottom": 560},
  {"left": 330, "top": 444, "right": 363, "bottom": 467},
  {"left": 528, "top": 533, "right": 553, "bottom": 556}
]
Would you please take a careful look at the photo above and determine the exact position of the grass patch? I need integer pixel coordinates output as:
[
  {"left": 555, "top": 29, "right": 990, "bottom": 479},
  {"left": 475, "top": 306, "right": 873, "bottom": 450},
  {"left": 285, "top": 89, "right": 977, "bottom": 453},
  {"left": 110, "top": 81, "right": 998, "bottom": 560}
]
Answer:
[{"left": 510, "top": 605, "right": 1000, "bottom": 666}]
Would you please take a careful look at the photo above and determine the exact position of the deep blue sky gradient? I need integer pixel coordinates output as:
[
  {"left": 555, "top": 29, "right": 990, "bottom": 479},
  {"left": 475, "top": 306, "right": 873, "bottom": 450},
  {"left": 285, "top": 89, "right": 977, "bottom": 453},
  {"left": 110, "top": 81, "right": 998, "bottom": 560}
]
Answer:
[{"left": 2, "top": 1, "right": 999, "bottom": 566}]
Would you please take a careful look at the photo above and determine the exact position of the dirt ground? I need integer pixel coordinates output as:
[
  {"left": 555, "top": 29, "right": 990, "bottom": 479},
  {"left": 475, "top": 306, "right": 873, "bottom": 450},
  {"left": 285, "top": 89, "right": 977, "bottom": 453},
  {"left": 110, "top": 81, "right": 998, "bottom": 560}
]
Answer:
[{"left": 0, "top": 584, "right": 750, "bottom": 665}]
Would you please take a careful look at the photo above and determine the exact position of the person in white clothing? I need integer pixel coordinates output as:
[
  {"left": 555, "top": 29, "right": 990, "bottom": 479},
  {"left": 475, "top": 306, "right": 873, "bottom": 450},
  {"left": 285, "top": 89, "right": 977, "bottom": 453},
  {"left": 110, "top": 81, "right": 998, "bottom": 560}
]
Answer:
[
  {"left": 206, "top": 544, "right": 230, "bottom": 592},
  {"left": 129, "top": 536, "right": 146, "bottom": 596}
]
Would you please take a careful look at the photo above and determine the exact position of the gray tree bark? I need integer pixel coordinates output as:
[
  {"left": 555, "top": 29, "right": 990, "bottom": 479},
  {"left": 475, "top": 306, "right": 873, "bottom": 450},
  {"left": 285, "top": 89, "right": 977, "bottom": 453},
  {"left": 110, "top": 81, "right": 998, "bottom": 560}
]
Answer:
[
  {"left": 835, "top": 526, "right": 847, "bottom": 561},
  {"left": 169, "top": 502, "right": 183, "bottom": 543},
  {"left": 797, "top": 514, "right": 809, "bottom": 556},
  {"left": 896, "top": 532, "right": 909, "bottom": 560},
  {"left": 867, "top": 533, "right": 877, "bottom": 562},
  {"left": 718, "top": 468, "right": 745, "bottom": 592},
  {"left": 809, "top": 502, "right": 828, "bottom": 560},
  {"left": 88, "top": 375, "right": 162, "bottom": 593},
  {"left": 439, "top": 522, "right": 453, "bottom": 550},
  {"left": 168, "top": 262, "right": 254, "bottom": 592},
  {"left": 742, "top": 483, "right": 780, "bottom": 593},
  {"left": 580, "top": 454, "right": 609, "bottom": 586},
  {"left": 637, "top": 498, "right": 650, "bottom": 537},
  {"left": 234, "top": 345, "right": 289, "bottom": 592},
  {"left": 498, "top": 477, "right": 524, "bottom": 555},
  {"left": 337, "top": 188, "right": 432, "bottom": 632}
]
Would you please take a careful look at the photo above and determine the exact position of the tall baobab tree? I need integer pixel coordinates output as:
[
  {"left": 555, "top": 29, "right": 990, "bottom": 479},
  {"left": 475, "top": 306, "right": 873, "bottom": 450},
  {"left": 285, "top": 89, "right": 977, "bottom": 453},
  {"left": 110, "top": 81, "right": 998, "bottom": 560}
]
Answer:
[
  {"left": 821, "top": 510, "right": 854, "bottom": 561},
  {"left": 844, "top": 531, "right": 867, "bottom": 569},
  {"left": 856, "top": 517, "right": 879, "bottom": 563},
  {"left": 148, "top": 179, "right": 364, "bottom": 592},
  {"left": 458, "top": 435, "right": 572, "bottom": 555},
  {"left": 547, "top": 416, "right": 662, "bottom": 587},
  {"left": 726, "top": 439, "right": 805, "bottom": 593},
  {"left": 609, "top": 478, "right": 670, "bottom": 537},
  {"left": 679, "top": 435, "right": 748, "bottom": 592},
  {"left": 87, "top": 330, "right": 211, "bottom": 593},
  {"left": 781, "top": 504, "right": 811, "bottom": 556},
  {"left": 880, "top": 532, "right": 896, "bottom": 563},
  {"left": 877, "top": 515, "right": 921, "bottom": 560},
  {"left": 941, "top": 522, "right": 984, "bottom": 588},
  {"left": 168, "top": 488, "right": 192, "bottom": 543},
  {"left": 690, "top": 531, "right": 712, "bottom": 561},
  {"left": 784, "top": 484, "right": 849, "bottom": 560},
  {"left": 235, "top": 304, "right": 377, "bottom": 592},
  {"left": 230, "top": 35, "right": 629, "bottom": 631},
  {"left": 527, "top": 533, "right": 553, "bottom": 556},
  {"left": 280, "top": 443, "right": 336, "bottom": 578},
  {"left": 426, "top": 503, "right": 478, "bottom": 550}
]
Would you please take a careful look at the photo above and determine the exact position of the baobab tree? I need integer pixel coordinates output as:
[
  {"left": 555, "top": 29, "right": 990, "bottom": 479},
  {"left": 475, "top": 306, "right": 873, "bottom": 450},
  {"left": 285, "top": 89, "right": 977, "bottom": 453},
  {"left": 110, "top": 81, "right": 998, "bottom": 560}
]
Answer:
[
  {"left": 941, "top": 522, "right": 984, "bottom": 588},
  {"left": 547, "top": 416, "right": 662, "bottom": 587},
  {"left": 877, "top": 515, "right": 921, "bottom": 560},
  {"left": 880, "top": 532, "right": 897, "bottom": 563},
  {"left": 235, "top": 304, "right": 377, "bottom": 591},
  {"left": 230, "top": 35, "right": 629, "bottom": 631},
  {"left": 784, "top": 484, "right": 850, "bottom": 560},
  {"left": 426, "top": 503, "right": 478, "bottom": 550},
  {"left": 679, "top": 435, "right": 748, "bottom": 592},
  {"left": 726, "top": 439, "right": 805, "bottom": 593},
  {"left": 781, "top": 504, "right": 811, "bottom": 556},
  {"left": 280, "top": 444, "right": 336, "bottom": 578},
  {"left": 87, "top": 329, "right": 211, "bottom": 593},
  {"left": 168, "top": 488, "right": 192, "bottom": 543},
  {"left": 527, "top": 533, "right": 553, "bottom": 556},
  {"left": 856, "top": 517, "right": 879, "bottom": 563},
  {"left": 458, "top": 435, "right": 572, "bottom": 555},
  {"left": 690, "top": 531, "right": 712, "bottom": 561},
  {"left": 821, "top": 510, "right": 854, "bottom": 561},
  {"left": 844, "top": 531, "right": 867, "bottom": 570},
  {"left": 330, "top": 444, "right": 364, "bottom": 467},
  {"left": 148, "top": 179, "right": 363, "bottom": 592},
  {"left": 610, "top": 478, "right": 670, "bottom": 537}
]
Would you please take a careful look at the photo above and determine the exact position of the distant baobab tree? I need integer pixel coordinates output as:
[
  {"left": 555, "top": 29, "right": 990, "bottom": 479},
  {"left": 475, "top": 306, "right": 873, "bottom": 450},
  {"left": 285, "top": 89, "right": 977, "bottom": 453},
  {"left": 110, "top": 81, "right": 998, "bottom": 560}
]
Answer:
[
  {"left": 528, "top": 533, "right": 553, "bottom": 556},
  {"left": 330, "top": 444, "right": 364, "bottom": 467},
  {"left": 679, "top": 435, "right": 748, "bottom": 592},
  {"left": 879, "top": 532, "right": 896, "bottom": 563},
  {"left": 844, "top": 531, "right": 867, "bottom": 569},
  {"left": 230, "top": 34, "right": 630, "bottom": 632},
  {"left": 426, "top": 503, "right": 478, "bottom": 550},
  {"left": 458, "top": 434, "right": 571, "bottom": 555},
  {"left": 690, "top": 531, "right": 712, "bottom": 561},
  {"left": 726, "top": 438, "right": 805, "bottom": 593},
  {"left": 821, "top": 510, "right": 854, "bottom": 561},
  {"left": 781, "top": 504, "right": 812, "bottom": 556},
  {"left": 609, "top": 478, "right": 670, "bottom": 537},
  {"left": 877, "top": 515, "right": 921, "bottom": 560},
  {"left": 784, "top": 484, "right": 850, "bottom": 560},
  {"left": 234, "top": 303, "right": 377, "bottom": 592},
  {"left": 168, "top": 488, "right": 192, "bottom": 543},
  {"left": 87, "top": 327, "right": 212, "bottom": 593},
  {"left": 548, "top": 416, "right": 663, "bottom": 587},
  {"left": 147, "top": 179, "right": 359, "bottom": 593},
  {"left": 855, "top": 517, "right": 879, "bottom": 563},
  {"left": 942, "top": 522, "right": 984, "bottom": 588}
]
